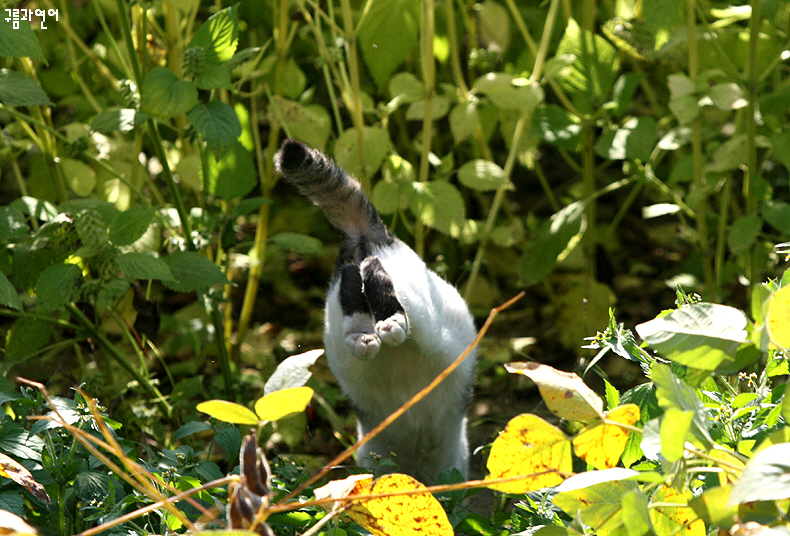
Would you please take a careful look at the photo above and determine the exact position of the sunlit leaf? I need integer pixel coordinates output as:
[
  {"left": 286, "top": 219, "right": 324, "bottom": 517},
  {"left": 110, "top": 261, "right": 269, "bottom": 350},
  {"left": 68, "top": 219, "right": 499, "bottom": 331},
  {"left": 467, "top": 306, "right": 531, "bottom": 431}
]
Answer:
[
  {"left": 486, "top": 413, "right": 571, "bottom": 493},
  {"left": 554, "top": 478, "right": 637, "bottom": 536},
  {"left": 729, "top": 443, "right": 790, "bottom": 506},
  {"left": 572, "top": 404, "right": 640, "bottom": 469},
  {"left": 650, "top": 485, "right": 705, "bottom": 536},
  {"left": 505, "top": 362, "right": 604, "bottom": 421},
  {"left": 767, "top": 286, "right": 790, "bottom": 349},
  {"left": 254, "top": 386, "right": 314, "bottom": 423},
  {"left": 196, "top": 400, "right": 258, "bottom": 425},
  {"left": 0, "top": 453, "right": 50, "bottom": 503},
  {"left": 264, "top": 349, "right": 324, "bottom": 395}
]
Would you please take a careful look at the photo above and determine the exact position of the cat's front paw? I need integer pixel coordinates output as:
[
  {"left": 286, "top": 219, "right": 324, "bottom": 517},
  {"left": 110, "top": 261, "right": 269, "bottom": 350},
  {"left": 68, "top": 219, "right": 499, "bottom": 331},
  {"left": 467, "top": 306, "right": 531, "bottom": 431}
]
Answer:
[
  {"left": 346, "top": 332, "right": 381, "bottom": 360},
  {"left": 376, "top": 313, "right": 408, "bottom": 346}
]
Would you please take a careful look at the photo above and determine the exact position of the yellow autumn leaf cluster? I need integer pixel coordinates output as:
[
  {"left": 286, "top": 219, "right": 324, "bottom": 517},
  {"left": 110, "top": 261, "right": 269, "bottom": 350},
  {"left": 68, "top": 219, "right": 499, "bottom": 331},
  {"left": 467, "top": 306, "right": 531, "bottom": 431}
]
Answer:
[{"left": 196, "top": 386, "right": 314, "bottom": 425}]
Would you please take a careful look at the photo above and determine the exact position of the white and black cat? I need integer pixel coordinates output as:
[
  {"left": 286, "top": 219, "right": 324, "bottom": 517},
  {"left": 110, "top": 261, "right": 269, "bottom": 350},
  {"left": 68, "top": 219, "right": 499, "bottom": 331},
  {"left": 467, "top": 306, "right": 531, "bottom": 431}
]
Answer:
[{"left": 275, "top": 139, "right": 477, "bottom": 484}]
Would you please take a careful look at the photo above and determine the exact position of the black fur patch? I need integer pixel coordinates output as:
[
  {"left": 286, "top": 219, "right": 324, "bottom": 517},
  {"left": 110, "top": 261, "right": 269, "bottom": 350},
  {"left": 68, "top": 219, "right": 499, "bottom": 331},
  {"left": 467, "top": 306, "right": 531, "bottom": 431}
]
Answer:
[
  {"left": 338, "top": 264, "right": 370, "bottom": 317},
  {"left": 362, "top": 257, "right": 407, "bottom": 322}
]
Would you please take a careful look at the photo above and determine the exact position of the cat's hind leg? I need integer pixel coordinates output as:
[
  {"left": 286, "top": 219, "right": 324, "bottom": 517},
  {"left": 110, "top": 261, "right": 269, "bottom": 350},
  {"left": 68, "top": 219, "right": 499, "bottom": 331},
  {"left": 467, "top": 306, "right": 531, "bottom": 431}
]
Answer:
[
  {"left": 339, "top": 264, "right": 381, "bottom": 360},
  {"left": 361, "top": 257, "right": 409, "bottom": 346}
]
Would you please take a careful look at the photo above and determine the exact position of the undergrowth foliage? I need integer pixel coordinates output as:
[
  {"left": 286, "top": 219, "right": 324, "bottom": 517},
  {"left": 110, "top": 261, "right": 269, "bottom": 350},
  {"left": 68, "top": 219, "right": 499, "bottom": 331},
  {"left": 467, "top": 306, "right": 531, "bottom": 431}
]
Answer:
[{"left": 2, "top": 0, "right": 790, "bottom": 535}]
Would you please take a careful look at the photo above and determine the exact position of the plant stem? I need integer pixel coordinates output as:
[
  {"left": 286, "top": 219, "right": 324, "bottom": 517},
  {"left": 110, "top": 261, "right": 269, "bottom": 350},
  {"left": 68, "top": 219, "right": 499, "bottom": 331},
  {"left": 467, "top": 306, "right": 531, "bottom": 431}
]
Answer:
[{"left": 744, "top": 0, "right": 761, "bottom": 286}]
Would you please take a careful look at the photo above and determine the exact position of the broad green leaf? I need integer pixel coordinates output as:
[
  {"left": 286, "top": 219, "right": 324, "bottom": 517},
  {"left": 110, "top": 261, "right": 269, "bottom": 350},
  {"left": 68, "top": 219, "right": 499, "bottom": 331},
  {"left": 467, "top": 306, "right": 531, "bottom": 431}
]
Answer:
[
  {"left": 0, "top": 272, "right": 22, "bottom": 311},
  {"left": 650, "top": 485, "right": 705, "bottom": 536},
  {"left": 188, "top": 5, "right": 239, "bottom": 63},
  {"left": 371, "top": 180, "right": 406, "bottom": 215},
  {"left": 268, "top": 96, "right": 331, "bottom": 151},
  {"left": 729, "top": 443, "right": 790, "bottom": 506},
  {"left": 554, "top": 478, "right": 637, "bottom": 536},
  {"left": 457, "top": 160, "right": 509, "bottom": 191},
  {"left": 254, "top": 386, "right": 314, "bottom": 422},
  {"left": 506, "top": 361, "right": 604, "bottom": 421},
  {"left": 636, "top": 303, "right": 747, "bottom": 370},
  {"left": 611, "top": 73, "right": 643, "bottom": 117},
  {"left": 728, "top": 213, "right": 762, "bottom": 256},
  {"left": 188, "top": 101, "right": 242, "bottom": 151},
  {"left": 669, "top": 94, "right": 699, "bottom": 124},
  {"left": 408, "top": 180, "right": 465, "bottom": 236},
  {"left": 268, "top": 232, "right": 323, "bottom": 256},
  {"left": 162, "top": 251, "right": 229, "bottom": 292},
  {"left": 555, "top": 18, "right": 618, "bottom": 111},
  {"left": 762, "top": 199, "right": 790, "bottom": 232},
  {"left": 0, "top": 207, "right": 29, "bottom": 243},
  {"left": 449, "top": 102, "right": 481, "bottom": 144},
  {"left": 594, "top": 117, "right": 657, "bottom": 162},
  {"left": 334, "top": 127, "right": 390, "bottom": 182},
  {"left": 532, "top": 104, "right": 581, "bottom": 151},
  {"left": 61, "top": 159, "right": 96, "bottom": 197},
  {"left": 405, "top": 96, "right": 452, "bottom": 121},
  {"left": 264, "top": 349, "right": 324, "bottom": 395},
  {"left": 650, "top": 363, "right": 711, "bottom": 446},
  {"left": 709, "top": 83, "right": 747, "bottom": 111},
  {"left": 141, "top": 67, "right": 198, "bottom": 119},
  {"left": 689, "top": 485, "right": 738, "bottom": 529},
  {"left": 36, "top": 264, "right": 82, "bottom": 313},
  {"left": 388, "top": 72, "right": 424, "bottom": 104},
  {"left": 0, "top": 18, "right": 46, "bottom": 62},
  {"left": 205, "top": 142, "right": 256, "bottom": 200},
  {"left": 771, "top": 131, "right": 790, "bottom": 173},
  {"left": 73, "top": 472, "right": 109, "bottom": 502},
  {"left": 572, "top": 404, "right": 640, "bottom": 469},
  {"left": 659, "top": 407, "right": 693, "bottom": 461},
  {"left": 91, "top": 109, "right": 150, "bottom": 133},
  {"left": 485, "top": 414, "right": 571, "bottom": 493},
  {"left": 357, "top": 0, "right": 420, "bottom": 89},
  {"left": 0, "top": 69, "right": 51, "bottom": 106},
  {"left": 109, "top": 206, "right": 155, "bottom": 247},
  {"left": 519, "top": 201, "right": 586, "bottom": 286},
  {"left": 117, "top": 252, "right": 174, "bottom": 282},
  {"left": 5, "top": 317, "right": 51, "bottom": 362},
  {"left": 196, "top": 400, "right": 258, "bottom": 425},
  {"left": 621, "top": 490, "right": 653, "bottom": 536},
  {"left": 478, "top": 0, "right": 510, "bottom": 52},
  {"left": 473, "top": 73, "right": 544, "bottom": 115}
]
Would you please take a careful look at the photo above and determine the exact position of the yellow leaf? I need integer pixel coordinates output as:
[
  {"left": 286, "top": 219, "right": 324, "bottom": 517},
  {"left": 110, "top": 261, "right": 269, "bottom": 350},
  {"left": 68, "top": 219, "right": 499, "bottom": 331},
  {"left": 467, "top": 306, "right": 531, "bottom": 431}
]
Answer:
[
  {"left": 346, "top": 474, "right": 453, "bottom": 536},
  {"left": 505, "top": 362, "right": 604, "bottom": 421},
  {"left": 572, "top": 404, "right": 640, "bottom": 469},
  {"left": 196, "top": 400, "right": 259, "bottom": 425},
  {"left": 486, "top": 414, "right": 572, "bottom": 493},
  {"left": 0, "top": 453, "right": 50, "bottom": 504},
  {"left": 650, "top": 485, "right": 706, "bottom": 536},
  {"left": 707, "top": 449, "right": 744, "bottom": 486},
  {"left": 314, "top": 474, "right": 374, "bottom": 511},
  {"left": 767, "top": 286, "right": 790, "bottom": 349},
  {"left": 254, "top": 386, "right": 314, "bottom": 422}
]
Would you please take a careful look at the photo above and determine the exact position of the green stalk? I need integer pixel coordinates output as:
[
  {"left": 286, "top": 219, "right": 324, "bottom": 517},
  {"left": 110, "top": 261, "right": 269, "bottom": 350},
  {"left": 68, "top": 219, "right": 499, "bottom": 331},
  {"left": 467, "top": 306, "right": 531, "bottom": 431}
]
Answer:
[
  {"left": 580, "top": 0, "right": 597, "bottom": 283},
  {"left": 744, "top": 0, "right": 761, "bottom": 286},
  {"left": 415, "top": 0, "right": 436, "bottom": 258},
  {"left": 339, "top": 0, "right": 368, "bottom": 190}
]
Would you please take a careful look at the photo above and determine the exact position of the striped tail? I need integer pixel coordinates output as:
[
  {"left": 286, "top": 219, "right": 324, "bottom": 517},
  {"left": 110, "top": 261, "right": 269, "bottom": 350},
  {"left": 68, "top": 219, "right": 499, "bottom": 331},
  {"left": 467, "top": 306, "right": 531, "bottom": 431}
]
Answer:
[{"left": 274, "top": 139, "right": 390, "bottom": 245}]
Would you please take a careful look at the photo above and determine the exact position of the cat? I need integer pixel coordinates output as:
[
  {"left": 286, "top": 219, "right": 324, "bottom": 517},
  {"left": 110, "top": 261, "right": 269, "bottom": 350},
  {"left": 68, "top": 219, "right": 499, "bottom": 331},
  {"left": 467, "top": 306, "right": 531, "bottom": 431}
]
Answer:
[{"left": 275, "top": 139, "right": 477, "bottom": 484}]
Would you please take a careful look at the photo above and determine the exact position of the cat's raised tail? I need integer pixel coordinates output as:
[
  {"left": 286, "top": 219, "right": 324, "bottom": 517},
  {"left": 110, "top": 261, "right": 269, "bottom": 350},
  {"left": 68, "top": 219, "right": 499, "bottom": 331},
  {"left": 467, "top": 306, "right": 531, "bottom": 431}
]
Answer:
[{"left": 274, "top": 139, "right": 390, "bottom": 246}]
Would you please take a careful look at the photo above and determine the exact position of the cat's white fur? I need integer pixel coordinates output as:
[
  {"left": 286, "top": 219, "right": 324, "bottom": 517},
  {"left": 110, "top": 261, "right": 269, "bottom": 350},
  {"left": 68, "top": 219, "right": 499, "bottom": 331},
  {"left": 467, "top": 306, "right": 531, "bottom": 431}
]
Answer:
[{"left": 324, "top": 240, "right": 477, "bottom": 483}]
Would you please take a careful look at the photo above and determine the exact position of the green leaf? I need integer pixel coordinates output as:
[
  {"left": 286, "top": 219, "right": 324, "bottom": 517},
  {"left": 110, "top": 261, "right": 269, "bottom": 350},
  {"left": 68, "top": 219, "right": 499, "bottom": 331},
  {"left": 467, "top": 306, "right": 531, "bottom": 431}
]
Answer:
[
  {"left": 36, "top": 264, "right": 82, "bottom": 313},
  {"left": 162, "top": 251, "right": 229, "bottom": 292},
  {"left": 408, "top": 180, "right": 465, "bottom": 236},
  {"left": 449, "top": 102, "right": 481, "bottom": 144},
  {"left": 196, "top": 400, "right": 258, "bottom": 425},
  {"left": 0, "top": 272, "right": 22, "bottom": 311},
  {"left": 268, "top": 96, "right": 331, "bottom": 151},
  {"left": 0, "top": 206, "right": 29, "bottom": 243},
  {"left": 405, "top": 96, "right": 452, "bottom": 121},
  {"left": 519, "top": 201, "right": 586, "bottom": 286},
  {"left": 621, "top": 490, "right": 653, "bottom": 536},
  {"left": 205, "top": 142, "right": 256, "bottom": 200},
  {"left": 187, "top": 101, "right": 242, "bottom": 151},
  {"left": 611, "top": 73, "right": 643, "bottom": 117},
  {"left": 5, "top": 316, "right": 52, "bottom": 362},
  {"left": 635, "top": 303, "right": 747, "bottom": 370},
  {"left": 554, "top": 479, "right": 637, "bottom": 536},
  {"left": 668, "top": 94, "right": 699, "bottom": 124},
  {"left": 728, "top": 213, "right": 762, "bottom": 256},
  {"left": 193, "top": 62, "right": 232, "bottom": 90},
  {"left": 264, "top": 349, "right": 324, "bottom": 395},
  {"left": 650, "top": 363, "right": 711, "bottom": 446},
  {"left": 771, "top": 131, "right": 790, "bottom": 172},
  {"left": 141, "top": 67, "right": 198, "bottom": 119},
  {"left": 254, "top": 386, "right": 314, "bottom": 422},
  {"left": 0, "top": 18, "right": 46, "bottom": 63},
  {"left": 729, "top": 443, "right": 790, "bottom": 506},
  {"left": 268, "top": 232, "right": 323, "bottom": 256},
  {"left": 174, "top": 421, "right": 213, "bottom": 442},
  {"left": 762, "top": 199, "right": 790, "bottom": 232},
  {"left": 388, "top": 72, "right": 424, "bottom": 104},
  {"left": 709, "top": 83, "right": 747, "bottom": 110},
  {"left": 478, "top": 0, "right": 511, "bottom": 52},
  {"left": 91, "top": 109, "right": 150, "bottom": 134},
  {"left": 74, "top": 472, "right": 109, "bottom": 502},
  {"left": 371, "top": 179, "right": 406, "bottom": 215},
  {"left": 188, "top": 4, "right": 239, "bottom": 63},
  {"left": 61, "top": 158, "right": 96, "bottom": 197},
  {"left": 109, "top": 206, "right": 156, "bottom": 247},
  {"left": 659, "top": 407, "right": 693, "bottom": 462},
  {"left": 473, "top": 73, "right": 544, "bottom": 114},
  {"left": 532, "top": 104, "right": 581, "bottom": 151},
  {"left": 555, "top": 18, "right": 618, "bottom": 111},
  {"left": 689, "top": 486, "right": 738, "bottom": 529},
  {"left": 357, "top": 0, "right": 420, "bottom": 88},
  {"left": 457, "top": 159, "right": 509, "bottom": 191},
  {"left": 594, "top": 117, "right": 657, "bottom": 162},
  {"left": 334, "top": 126, "right": 390, "bottom": 181},
  {"left": 0, "top": 69, "right": 51, "bottom": 106},
  {"left": 116, "top": 252, "right": 175, "bottom": 281}
]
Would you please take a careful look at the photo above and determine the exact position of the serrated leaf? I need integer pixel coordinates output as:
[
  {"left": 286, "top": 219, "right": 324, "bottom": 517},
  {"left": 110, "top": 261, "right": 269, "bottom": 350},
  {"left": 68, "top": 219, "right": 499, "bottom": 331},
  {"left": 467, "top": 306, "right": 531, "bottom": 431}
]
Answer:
[
  {"left": 0, "top": 69, "right": 51, "bottom": 106},
  {"left": 193, "top": 62, "right": 232, "bottom": 90},
  {"left": 162, "top": 251, "right": 228, "bottom": 292},
  {"left": 141, "top": 67, "right": 198, "bottom": 119},
  {"left": 635, "top": 303, "right": 747, "bottom": 370},
  {"left": 0, "top": 272, "right": 22, "bottom": 311},
  {"left": 264, "top": 349, "right": 323, "bottom": 395},
  {"left": 73, "top": 472, "right": 109, "bottom": 502},
  {"left": 485, "top": 414, "right": 571, "bottom": 493},
  {"left": 358, "top": 0, "right": 420, "bottom": 89},
  {"left": 188, "top": 101, "right": 242, "bottom": 151},
  {"left": 269, "top": 96, "right": 331, "bottom": 151},
  {"left": 116, "top": 252, "right": 174, "bottom": 281},
  {"left": 532, "top": 104, "right": 581, "bottom": 150},
  {"left": 91, "top": 109, "right": 150, "bottom": 133},
  {"left": 408, "top": 180, "right": 465, "bottom": 236},
  {"left": 205, "top": 142, "right": 256, "bottom": 199},
  {"left": 334, "top": 127, "right": 390, "bottom": 182},
  {"left": 196, "top": 400, "right": 258, "bottom": 425},
  {"left": 189, "top": 5, "right": 239, "bottom": 63},
  {"left": 0, "top": 18, "right": 46, "bottom": 62},
  {"left": 5, "top": 317, "right": 51, "bottom": 362},
  {"left": 35, "top": 264, "right": 82, "bottom": 313},
  {"left": 457, "top": 160, "right": 509, "bottom": 191},
  {"left": 109, "top": 206, "right": 155, "bottom": 246},
  {"left": 254, "top": 386, "right": 314, "bottom": 422}
]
